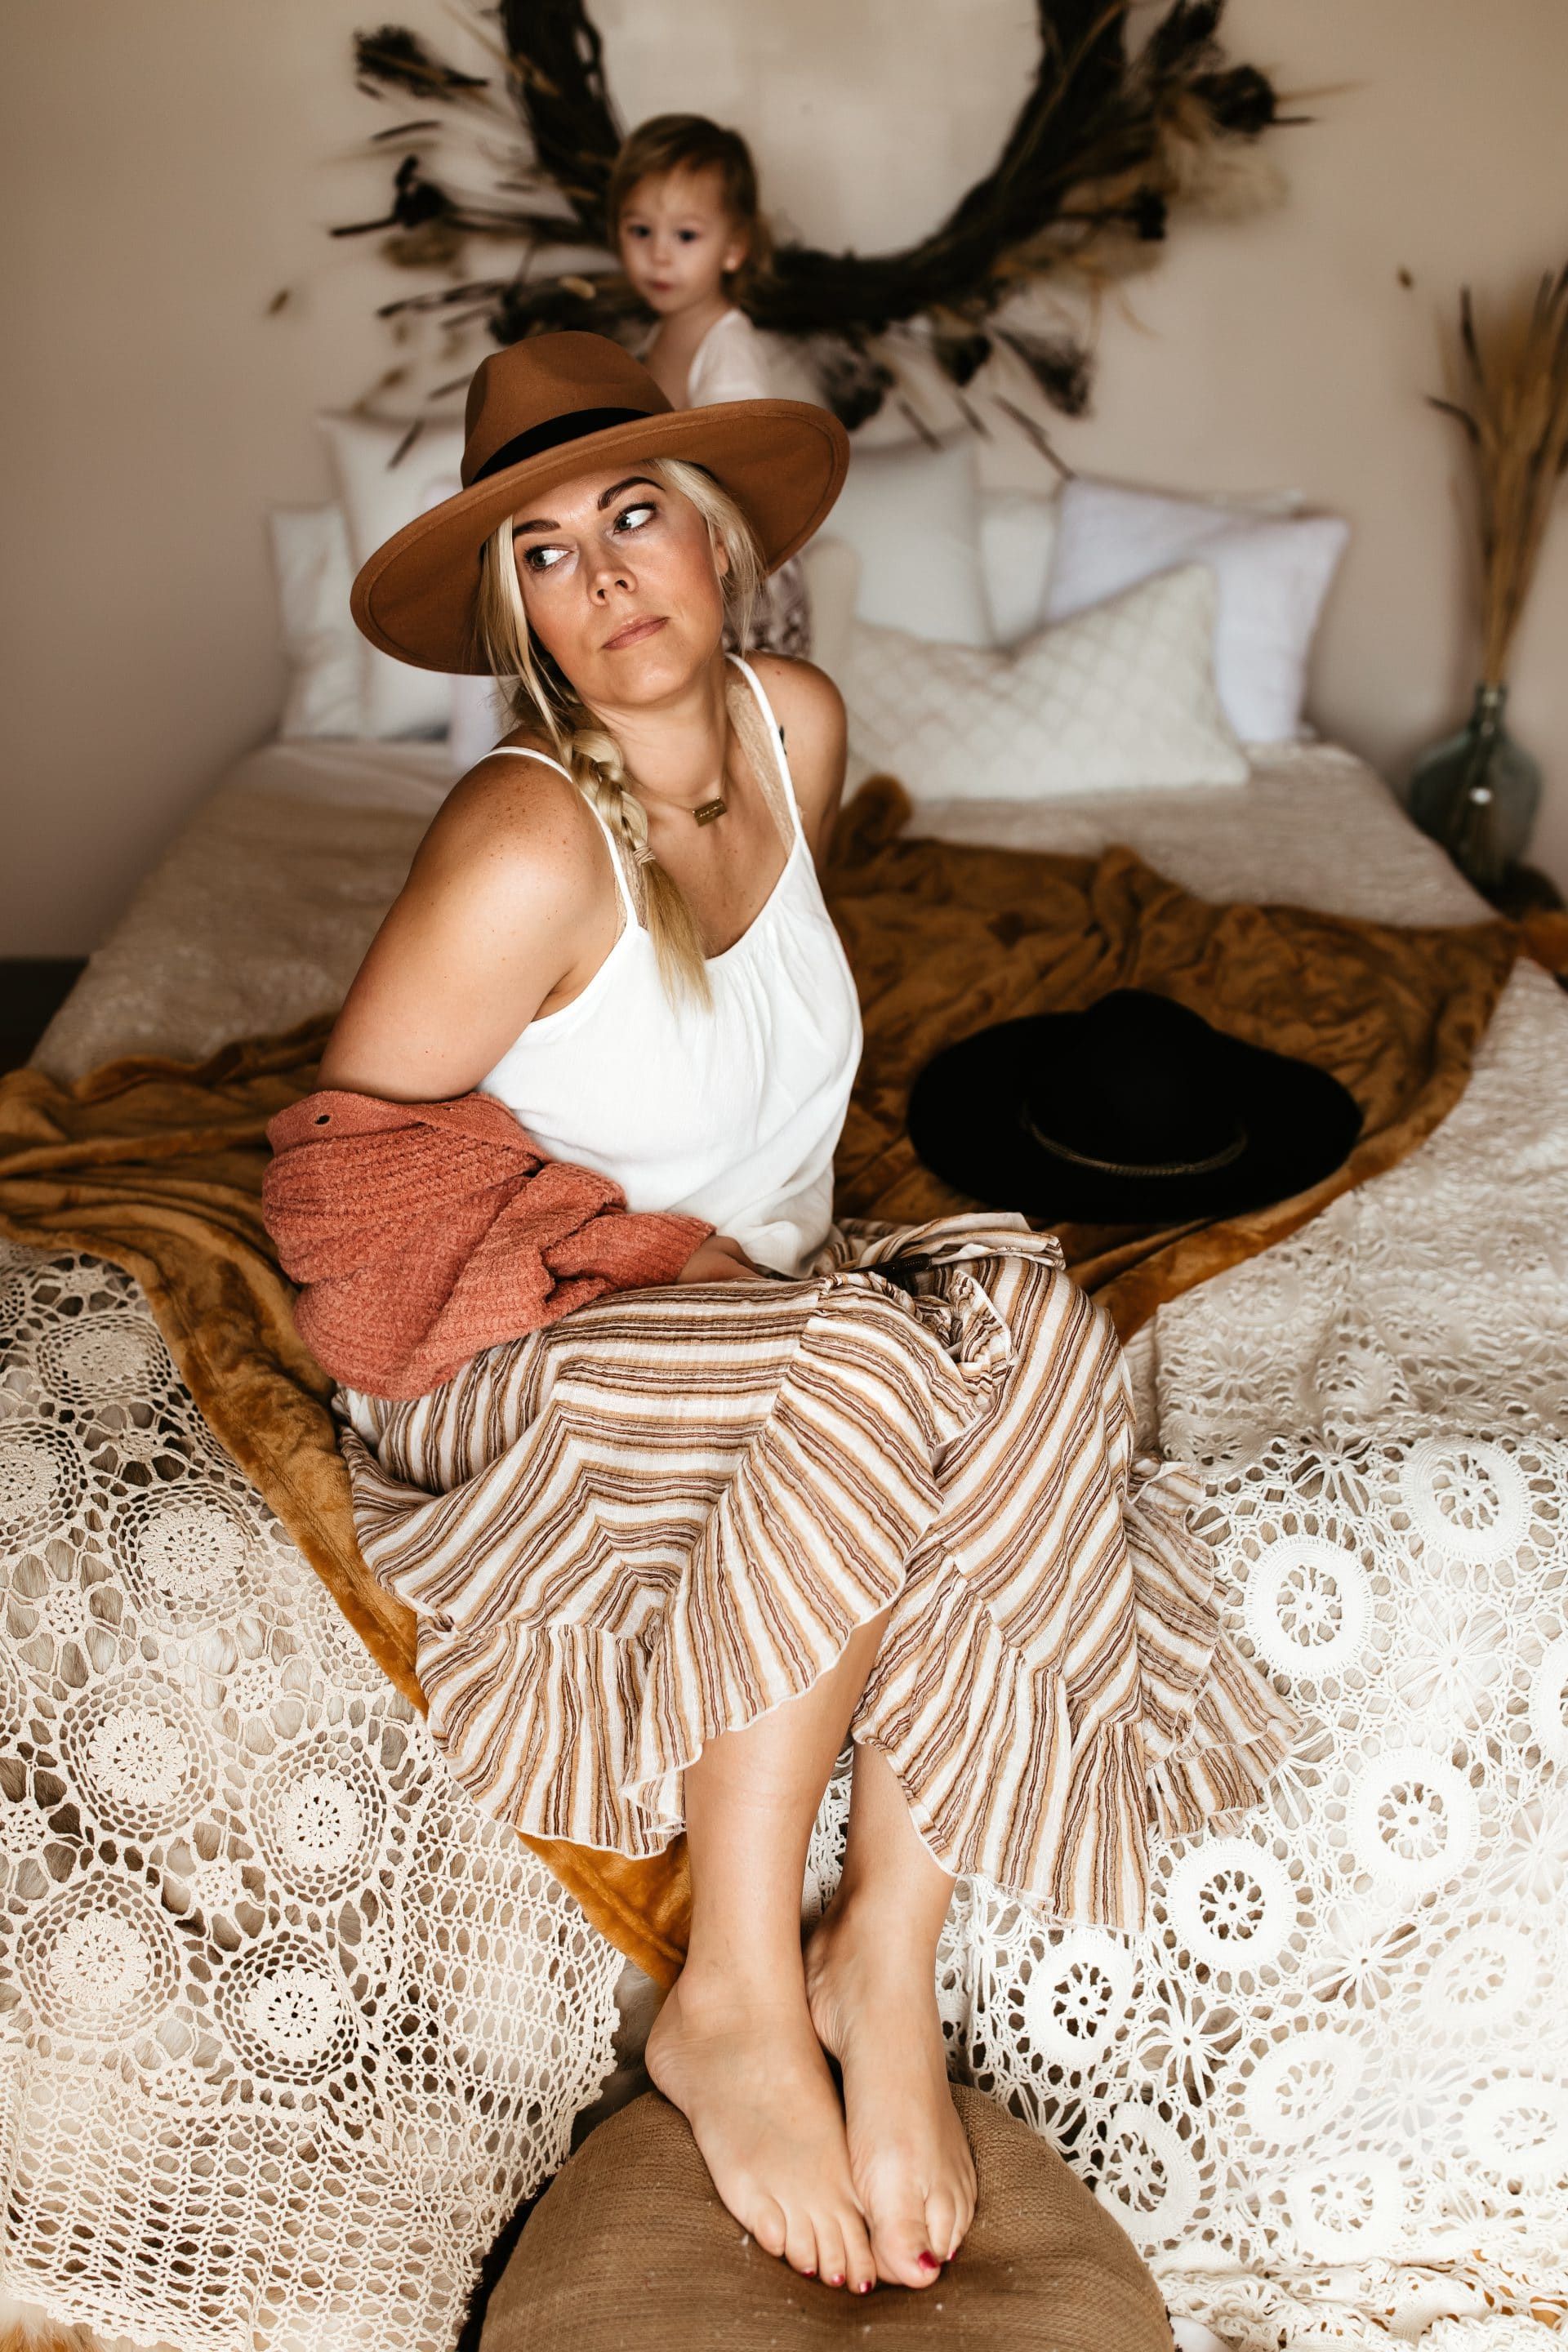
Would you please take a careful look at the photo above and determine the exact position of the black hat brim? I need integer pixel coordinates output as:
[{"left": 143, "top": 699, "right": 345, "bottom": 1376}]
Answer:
[{"left": 906, "top": 1007, "right": 1364, "bottom": 1226}]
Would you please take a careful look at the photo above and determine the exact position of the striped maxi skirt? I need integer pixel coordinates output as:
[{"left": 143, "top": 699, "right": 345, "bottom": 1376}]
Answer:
[{"left": 337, "top": 1214, "right": 1298, "bottom": 1929}]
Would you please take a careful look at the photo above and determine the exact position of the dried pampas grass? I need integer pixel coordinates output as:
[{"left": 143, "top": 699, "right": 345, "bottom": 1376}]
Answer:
[{"left": 1431, "top": 264, "right": 1568, "bottom": 687}]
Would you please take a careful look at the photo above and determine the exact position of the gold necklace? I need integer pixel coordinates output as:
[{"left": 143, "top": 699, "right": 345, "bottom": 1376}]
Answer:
[
  {"left": 635, "top": 783, "right": 728, "bottom": 829},
  {"left": 637, "top": 723, "right": 733, "bottom": 825},
  {"left": 692, "top": 706, "right": 735, "bottom": 822},
  {"left": 693, "top": 741, "right": 729, "bottom": 825}
]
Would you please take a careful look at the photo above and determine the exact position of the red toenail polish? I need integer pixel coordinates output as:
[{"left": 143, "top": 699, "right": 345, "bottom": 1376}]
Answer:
[
  {"left": 919, "top": 2252, "right": 941, "bottom": 2271},
  {"left": 858, "top": 2281, "right": 873, "bottom": 2295},
  {"left": 829, "top": 2274, "right": 844, "bottom": 2287}
]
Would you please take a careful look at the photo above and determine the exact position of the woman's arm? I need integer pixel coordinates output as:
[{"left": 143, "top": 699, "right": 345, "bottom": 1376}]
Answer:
[
  {"left": 746, "top": 653, "right": 848, "bottom": 870},
  {"left": 318, "top": 755, "right": 620, "bottom": 1102},
  {"left": 313, "top": 753, "right": 756, "bottom": 1285}
]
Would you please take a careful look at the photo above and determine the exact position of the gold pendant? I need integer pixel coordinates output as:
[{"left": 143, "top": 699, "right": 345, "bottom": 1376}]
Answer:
[{"left": 693, "top": 798, "right": 728, "bottom": 826}]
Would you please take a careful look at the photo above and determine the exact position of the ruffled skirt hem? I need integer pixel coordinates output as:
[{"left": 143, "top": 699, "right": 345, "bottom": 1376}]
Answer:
[{"left": 341, "top": 1214, "right": 1298, "bottom": 1932}]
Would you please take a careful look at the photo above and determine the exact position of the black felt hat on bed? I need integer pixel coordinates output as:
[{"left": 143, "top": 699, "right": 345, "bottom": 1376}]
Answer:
[{"left": 907, "top": 990, "right": 1363, "bottom": 1224}]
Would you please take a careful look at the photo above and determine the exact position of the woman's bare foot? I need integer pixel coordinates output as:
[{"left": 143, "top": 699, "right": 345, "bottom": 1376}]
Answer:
[
  {"left": 805, "top": 1900, "right": 977, "bottom": 2288},
  {"left": 646, "top": 1970, "right": 878, "bottom": 2292}
]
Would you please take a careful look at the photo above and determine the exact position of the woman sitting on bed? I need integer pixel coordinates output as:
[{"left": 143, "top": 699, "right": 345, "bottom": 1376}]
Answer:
[{"left": 279, "top": 332, "right": 1294, "bottom": 2297}]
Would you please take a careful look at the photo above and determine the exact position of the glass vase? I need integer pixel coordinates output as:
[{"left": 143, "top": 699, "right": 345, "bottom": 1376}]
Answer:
[{"left": 1407, "top": 684, "right": 1542, "bottom": 892}]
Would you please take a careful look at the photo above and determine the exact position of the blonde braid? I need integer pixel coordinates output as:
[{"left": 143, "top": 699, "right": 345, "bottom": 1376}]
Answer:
[{"left": 564, "top": 710, "right": 712, "bottom": 1003}]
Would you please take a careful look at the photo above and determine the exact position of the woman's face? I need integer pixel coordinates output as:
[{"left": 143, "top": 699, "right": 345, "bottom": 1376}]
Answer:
[
  {"left": 510, "top": 462, "right": 728, "bottom": 707},
  {"left": 616, "top": 167, "right": 747, "bottom": 315}
]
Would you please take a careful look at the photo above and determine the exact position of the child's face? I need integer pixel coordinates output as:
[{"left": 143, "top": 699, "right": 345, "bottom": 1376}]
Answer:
[{"left": 617, "top": 167, "right": 748, "bottom": 318}]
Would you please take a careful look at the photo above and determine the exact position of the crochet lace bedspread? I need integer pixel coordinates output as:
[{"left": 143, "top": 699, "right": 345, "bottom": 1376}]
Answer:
[
  {"left": 6, "top": 739, "right": 1566, "bottom": 2352},
  {"left": 828, "top": 957, "right": 1566, "bottom": 2352}
]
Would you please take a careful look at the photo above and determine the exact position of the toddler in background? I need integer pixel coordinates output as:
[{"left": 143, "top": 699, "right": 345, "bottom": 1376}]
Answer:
[{"left": 609, "top": 113, "right": 811, "bottom": 657}]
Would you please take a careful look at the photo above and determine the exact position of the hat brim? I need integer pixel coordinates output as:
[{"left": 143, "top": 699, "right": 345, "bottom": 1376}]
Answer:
[
  {"left": 907, "top": 1011, "right": 1364, "bottom": 1226},
  {"left": 350, "top": 399, "right": 849, "bottom": 675}
]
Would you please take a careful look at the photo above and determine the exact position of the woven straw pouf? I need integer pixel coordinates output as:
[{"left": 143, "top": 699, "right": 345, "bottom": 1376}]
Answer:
[{"left": 480, "top": 2085, "right": 1174, "bottom": 2350}]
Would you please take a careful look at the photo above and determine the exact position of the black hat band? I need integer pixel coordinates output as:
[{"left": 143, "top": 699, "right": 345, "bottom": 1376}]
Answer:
[{"left": 469, "top": 406, "right": 654, "bottom": 487}]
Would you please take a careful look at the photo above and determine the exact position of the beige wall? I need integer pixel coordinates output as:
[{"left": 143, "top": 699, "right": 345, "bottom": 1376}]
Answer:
[{"left": 4, "top": 0, "right": 1567, "bottom": 955}]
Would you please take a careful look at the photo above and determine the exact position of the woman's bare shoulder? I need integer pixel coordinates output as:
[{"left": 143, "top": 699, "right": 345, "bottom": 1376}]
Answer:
[
  {"left": 746, "top": 652, "right": 844, "bottom": 738},
  {"left": 416, "top": 732, "right": 601, "bottom": 902}
]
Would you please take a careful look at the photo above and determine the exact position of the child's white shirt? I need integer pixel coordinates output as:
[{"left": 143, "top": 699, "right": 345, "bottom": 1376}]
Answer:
[
  {"left": 682, "top": 308, "right": 773, "bottom": 406},
  {"left": 636, "top": 306, "right": 811, "bottom": 658}
]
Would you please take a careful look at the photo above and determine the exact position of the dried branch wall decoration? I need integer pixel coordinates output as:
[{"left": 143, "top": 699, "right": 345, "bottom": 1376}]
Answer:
[{"left": 335, "top": 0, "right": 1298, "bottom": 439}]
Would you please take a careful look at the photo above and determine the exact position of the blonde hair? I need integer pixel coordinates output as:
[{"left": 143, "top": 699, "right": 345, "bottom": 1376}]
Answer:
[{"left": 473, "top": 456, "right": 764, "bottom": 1006}]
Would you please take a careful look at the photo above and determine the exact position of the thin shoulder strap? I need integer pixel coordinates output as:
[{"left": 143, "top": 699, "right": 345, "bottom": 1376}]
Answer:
[
  {"left": 488, "top": 746, "right": 639, "bottom": 925},
  {"left": 487, "top": 744, "right": 574, "bottom": 785},
  {"left": 724, "top": 653, "right": 806, "bottom": 852}
]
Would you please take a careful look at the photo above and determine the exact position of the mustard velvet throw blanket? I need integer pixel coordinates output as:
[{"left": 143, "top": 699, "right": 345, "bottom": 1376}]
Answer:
[{"left": 0, "top": 782, "right": 1521, "bottom": 1982}]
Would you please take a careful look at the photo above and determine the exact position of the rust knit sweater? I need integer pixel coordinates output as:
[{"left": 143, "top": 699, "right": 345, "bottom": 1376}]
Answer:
[{"left": 263, "top": 1089, "right": 712, "bottom": 1401}]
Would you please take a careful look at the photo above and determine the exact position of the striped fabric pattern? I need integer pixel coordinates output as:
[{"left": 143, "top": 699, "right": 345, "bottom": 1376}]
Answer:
[{"left": 340, "top": 1214, "right": 1298, "bottom": 1929}]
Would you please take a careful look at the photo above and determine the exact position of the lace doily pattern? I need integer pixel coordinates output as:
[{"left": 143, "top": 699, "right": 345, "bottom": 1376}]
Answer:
[
  {"left": 0, "top": 1242, "right": 621, "bottom": 2352},
  {"left": 12, "top": 751, "right": 1568, "bottom": 2352},
  {"left": 805, "top": 964, "right": 1568, "bottom": 2352},
  {"left": 1154, "top": 964, "right": 1568, "bottom": 1476},
  {"left": 804, "top": 1416, "right": 1568, "bottom": 2350}
]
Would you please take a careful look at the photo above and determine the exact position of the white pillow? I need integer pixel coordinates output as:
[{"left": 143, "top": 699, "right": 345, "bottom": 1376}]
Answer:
[
  {"left": 978, "top": 481, "right": 1305, "bottom": 653},
  {"left": 318, "top": 413, "right": 467, "bottom": 740},
  {"left": 826, "top": 435, "right": 991, "bottom": 648},
  {"left": 1045, "top": 478, "right": 1349, "bottom": 742},
  {"left": 794, "top": 534, "right": 861, "bottom": 685},
  {"left": 840, "top": 564, "right": 1248, "bottom": 802},
  {"left": 267, "top": 506, "right": 362, "bottom": 738},
  {"left": 978, "top": 485, "right": 1059, "bottom": 648}
]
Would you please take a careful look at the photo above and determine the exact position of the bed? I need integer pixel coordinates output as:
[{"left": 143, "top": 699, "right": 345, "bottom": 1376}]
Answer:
[{"left": 5, "top": 702, "right": 1568, "bottom": 2352}]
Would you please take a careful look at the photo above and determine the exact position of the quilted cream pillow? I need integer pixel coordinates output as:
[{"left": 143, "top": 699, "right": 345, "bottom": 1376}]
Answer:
[{"left": 840, "top": 563, "right": 1249, "bottom": 802}]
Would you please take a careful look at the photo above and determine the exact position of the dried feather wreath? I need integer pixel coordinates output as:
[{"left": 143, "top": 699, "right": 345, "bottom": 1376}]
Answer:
[{"left": 335, "top": 0, "right": 1295, "bottom": 448}]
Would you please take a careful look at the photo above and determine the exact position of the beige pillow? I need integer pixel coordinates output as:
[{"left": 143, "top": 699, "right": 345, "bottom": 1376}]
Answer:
[{"left": 840, "top": 563, "right": 1249, "bottom": 803}]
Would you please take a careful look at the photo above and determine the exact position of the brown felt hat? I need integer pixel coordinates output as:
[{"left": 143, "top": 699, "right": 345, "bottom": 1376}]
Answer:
[
  {"left": 350, "top": 331, "right": 849, "bottom": 675},
  {"left": 481, "top": 2087, "right": 1174, "bottom": 2350}
]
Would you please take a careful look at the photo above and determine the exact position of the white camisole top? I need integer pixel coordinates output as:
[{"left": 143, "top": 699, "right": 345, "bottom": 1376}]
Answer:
[{"left": 478, "top": 655, "right": 862, "bottom": 1274}]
